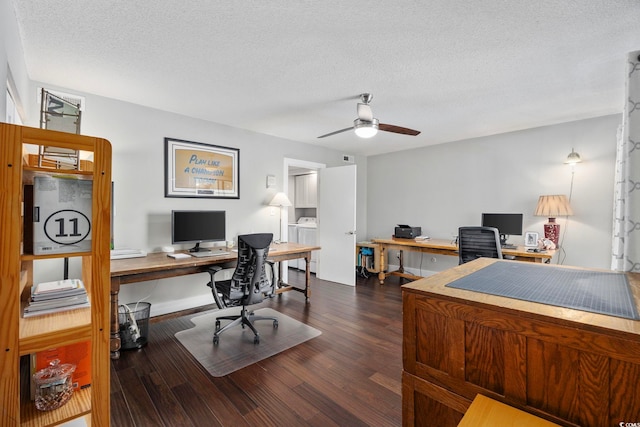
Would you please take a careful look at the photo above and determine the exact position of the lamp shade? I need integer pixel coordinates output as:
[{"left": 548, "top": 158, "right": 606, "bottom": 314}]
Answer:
[
  {"left": 534, "top": 195, "right": 573, "bottom": 218},
  {"left": 534, "top": 195, "right": 573, "bottom": 247},
  {"left": 565, "top": 149, "right": 582, "bottom": 165},
  {"left": 269, "top": 192, "right": 292, "bottom": 207}
]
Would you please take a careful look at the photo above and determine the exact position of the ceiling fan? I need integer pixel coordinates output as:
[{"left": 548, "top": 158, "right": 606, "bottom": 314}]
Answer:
[{"left": 318, "top": 93, "right": 421, "bottom": 139}]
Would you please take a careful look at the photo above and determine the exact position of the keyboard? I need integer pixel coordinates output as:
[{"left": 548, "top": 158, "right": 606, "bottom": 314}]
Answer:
[
  {"left": 190, "top": 251, "right": 230, "bottom": 258},
  {"left": 110, "top": 249, "right": 147, "bottom": 260},
  {"left": 501, "top": 244, "right": 517, "bottom": 250}
]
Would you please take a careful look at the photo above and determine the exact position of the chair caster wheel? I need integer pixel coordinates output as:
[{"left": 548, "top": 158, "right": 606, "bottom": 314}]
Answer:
[
  {"left": 213, "top": 335, "right": 219, "bottom": 345},
  {"left": 273, "top": 320, "right": 279, "bottom": 329},
  {"left": 254, "top": 335, "right": 260, "bottom": 344}
]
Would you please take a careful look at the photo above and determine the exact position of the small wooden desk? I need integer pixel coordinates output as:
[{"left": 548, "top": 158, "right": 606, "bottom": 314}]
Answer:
[
  {"left": 110, "top": 242, "right": 320, "bottom": 359},
  {"left": 371, "top": 237, "right": 555, "bottom": 284},
  {"left": 458, "top": 394, "right": 560, "bottom": 427}
]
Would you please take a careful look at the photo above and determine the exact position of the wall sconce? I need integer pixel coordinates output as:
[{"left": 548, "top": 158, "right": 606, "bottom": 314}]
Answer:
[
  {"left": 564, "top": 148, "right": 582, "bottom": 166},
  {"left": 534, "top": 195, "right": 574, "bottom": 247},
  {"left": 269, "top": 192, "right": 292, "bottom": 243}
]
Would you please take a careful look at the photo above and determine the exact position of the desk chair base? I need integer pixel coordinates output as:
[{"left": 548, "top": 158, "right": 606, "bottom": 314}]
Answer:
[{"left": 213, "top": 307, "right": 278, "bottom": 345}]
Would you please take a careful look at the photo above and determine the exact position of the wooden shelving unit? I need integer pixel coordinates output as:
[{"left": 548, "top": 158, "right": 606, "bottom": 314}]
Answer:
[{"left": 0, "top": 123, "right": 111, "bottom": 426}]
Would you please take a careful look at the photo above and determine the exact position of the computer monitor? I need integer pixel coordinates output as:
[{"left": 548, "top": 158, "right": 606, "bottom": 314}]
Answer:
[
  {"left": 171, "top": 210, "right": 226, "bottom": 252},
  {"left": 481, "top": 213, "right": 523, "bottom": 246}
]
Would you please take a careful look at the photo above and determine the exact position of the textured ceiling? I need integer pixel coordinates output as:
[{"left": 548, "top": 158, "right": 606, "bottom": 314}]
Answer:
[{"left": 10, "top": 0, "right": 640, "bottom": 156}]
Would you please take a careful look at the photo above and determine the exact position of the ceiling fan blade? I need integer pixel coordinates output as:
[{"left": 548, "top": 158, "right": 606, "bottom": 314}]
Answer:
[
  {"left": 379, "top": 123, "right": 421, "bottom": 136},
  {"left": 317, "top": 126, "right": 354, "bottom": 138},
  {"left": 357, "top": 103, "right": 373, "bottom": 121}
]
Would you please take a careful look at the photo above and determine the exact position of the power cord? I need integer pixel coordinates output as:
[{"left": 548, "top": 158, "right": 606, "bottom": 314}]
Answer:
[
  {"left": 118, "top": 280, "right": 158, "bottom": 343},
  {"left": 557, "top": 166, "right": 577, "bottom": 265}
]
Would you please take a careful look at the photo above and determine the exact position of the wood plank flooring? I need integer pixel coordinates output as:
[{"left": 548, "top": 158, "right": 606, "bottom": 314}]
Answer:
[{"left": 110, "top": 270, "right": 404, "bottom": 426}]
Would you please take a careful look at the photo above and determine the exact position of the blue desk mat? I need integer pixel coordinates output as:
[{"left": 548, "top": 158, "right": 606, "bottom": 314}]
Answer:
[{"left": 445, "top": 262, "right": 639, "bottom": 320}]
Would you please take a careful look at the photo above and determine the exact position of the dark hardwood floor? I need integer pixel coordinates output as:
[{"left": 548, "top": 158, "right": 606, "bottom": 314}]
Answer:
[{"left": 110, "top": 269, "right": 405, "bottom": 426}]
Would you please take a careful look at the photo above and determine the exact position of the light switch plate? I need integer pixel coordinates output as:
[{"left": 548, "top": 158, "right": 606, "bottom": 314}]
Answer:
[{"left": 266, "top": 175, "right": 276, "bottom": 188}]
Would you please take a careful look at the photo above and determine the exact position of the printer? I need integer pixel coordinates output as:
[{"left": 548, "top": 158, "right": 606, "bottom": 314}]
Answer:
[{"left": 394, "top": 224, "right": 422, "bottom": 239}]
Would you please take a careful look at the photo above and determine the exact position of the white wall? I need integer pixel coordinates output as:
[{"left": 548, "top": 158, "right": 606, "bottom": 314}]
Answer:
[
  {"left": 22, "top": 85, "right": 366, "bottom": 315},
  {"left": 367, "top": 114, "right": 619, "bottom": 273},
  {"left": 1, "top": 0, "right": 32, "bottom": 122}
]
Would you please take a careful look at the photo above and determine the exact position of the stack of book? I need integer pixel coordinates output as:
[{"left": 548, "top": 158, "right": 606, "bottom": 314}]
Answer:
[{"left": 24, "top": 279, "right": 89, "bottom": 317}]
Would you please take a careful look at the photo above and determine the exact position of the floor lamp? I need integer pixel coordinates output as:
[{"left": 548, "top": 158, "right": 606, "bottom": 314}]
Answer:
[{"left": 269, "top": 192, "right": 292, "bottom": 243}]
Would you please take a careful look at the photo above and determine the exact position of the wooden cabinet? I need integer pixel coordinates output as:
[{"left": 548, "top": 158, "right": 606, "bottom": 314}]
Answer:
[
  {"left": 0, "top": 124, "right": 111, "bottom": 426},
  {"left": 402, "top": 258, "right": 640, "bottom": 427},
  {"left": 294, "top": 173, "right": 317, "bottom": 208}
]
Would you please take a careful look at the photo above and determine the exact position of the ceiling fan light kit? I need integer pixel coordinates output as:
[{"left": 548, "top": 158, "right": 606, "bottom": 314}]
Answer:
[
  {"left": 354, "top": 118, "right": 379, "bottom": 138},
  {"left": 318, "top": 93, "right": 420, "bottom": 139}
]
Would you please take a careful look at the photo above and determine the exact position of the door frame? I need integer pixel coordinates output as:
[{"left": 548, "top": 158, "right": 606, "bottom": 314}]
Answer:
[{"left": 282, "top": 158, "right": 326, "bottom": 283}]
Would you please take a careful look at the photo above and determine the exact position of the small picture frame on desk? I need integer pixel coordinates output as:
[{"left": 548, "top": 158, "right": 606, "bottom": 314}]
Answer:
[{"left": 524, "top": 231, "right": 539, "bottom": 247}]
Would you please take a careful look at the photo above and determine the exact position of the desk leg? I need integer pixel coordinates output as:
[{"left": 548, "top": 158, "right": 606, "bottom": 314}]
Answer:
[
  {"left": 277, "top": 261, "right": 284, "bottom": 288},
  {"left": 110, "top": 278, "right": 121, "bottom": 360},
  {"left": 304, "top": 254, "right": 311, "bottom": 302},
  {"left": 397, "top": 250, "right": 405, "bottom": 273},
  {"left": 273, "top": 253, "right": 311, "bottom": 302},
  {"left": 378, "top": 247, "right": 387, "bottom": 285}
]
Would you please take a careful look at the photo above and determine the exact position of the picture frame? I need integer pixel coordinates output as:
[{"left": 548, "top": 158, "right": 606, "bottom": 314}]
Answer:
[
  {"left": 164, "top": 137, "right": 239, "bottom": 199},
  {"left": 524, "top": 231, "right": 539, "bottom": 247}
]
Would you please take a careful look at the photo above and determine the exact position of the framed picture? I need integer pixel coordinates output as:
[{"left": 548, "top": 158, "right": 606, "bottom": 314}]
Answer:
[
  {"left": 164, "top": 138, "right": 239, "bottom": 199},
  {"left": 524, "top": 231, "right": 539, "bottom": 247}
]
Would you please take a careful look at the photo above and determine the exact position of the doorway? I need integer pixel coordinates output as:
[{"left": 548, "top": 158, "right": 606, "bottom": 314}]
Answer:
[
  {"left": 282, "top": 159, "right": 357, "bottom": 286},
  {"left": 282, "top": 158, "right": 325, "bottom": 285}
]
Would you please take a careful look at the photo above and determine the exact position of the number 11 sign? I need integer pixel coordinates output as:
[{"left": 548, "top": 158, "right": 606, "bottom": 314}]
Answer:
[{"left": 33, "top": 176, "right": 92, "bottom": 255}]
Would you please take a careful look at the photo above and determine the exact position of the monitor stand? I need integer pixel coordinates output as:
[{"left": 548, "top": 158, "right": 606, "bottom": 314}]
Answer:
[{"left": 189, "top": 243, "right": 210, "bottom": 253}]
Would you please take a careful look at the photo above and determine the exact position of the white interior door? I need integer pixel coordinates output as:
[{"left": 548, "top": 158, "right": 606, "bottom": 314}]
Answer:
[{"left": 317, "top": 165, "right": 356, "bottom": 286}]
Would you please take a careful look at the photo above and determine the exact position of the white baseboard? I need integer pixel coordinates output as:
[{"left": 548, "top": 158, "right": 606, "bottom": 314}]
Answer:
[
  {"left": 149, "top": 295, "right": 215, "bottom": 317},
  {"left": 386, "top": 263, "right": 438, "bottom": 278}
]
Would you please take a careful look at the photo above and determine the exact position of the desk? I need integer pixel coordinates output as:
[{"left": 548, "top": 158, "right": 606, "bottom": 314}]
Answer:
[
  {"left": 402, "top": 258, "right": 640, "bottom": 426},
  {"left": 110, "top": 242, "right": 320, "bottom": 359},
  {"left": 458, "top": 394, "right": 560, "bottom": 427},
  {"left": 371, "top": 237, "right": 555, "bottom": 284}
]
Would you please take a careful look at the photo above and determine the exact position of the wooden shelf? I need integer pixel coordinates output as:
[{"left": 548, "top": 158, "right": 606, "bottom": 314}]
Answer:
[
  {"left": 20, "top": 252, "right": 92, "bottom": 261},
  {"left": 23, "top": 166, "right": 93, "bottom": 176},
  {"left": 19, "top": 307, "right": 92, "bottom": 355},
  {"left": 20, "top": 387, "right": 91, "bottom": 427},
  {"left": 1, "top": 123, "right": 112, "bottom": 426}
]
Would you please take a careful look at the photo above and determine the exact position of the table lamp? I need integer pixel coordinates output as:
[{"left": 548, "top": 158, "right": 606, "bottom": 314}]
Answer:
[
  {"left": 269, "top": 192, "right": 292, "bottom": 243},
  {"left": 534, "top": 195, "right": 573, "bottom": 246}
]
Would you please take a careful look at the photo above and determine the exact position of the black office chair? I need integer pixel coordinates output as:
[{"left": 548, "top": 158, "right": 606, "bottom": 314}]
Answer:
[
  {"left": 205, "top": 233, "right": 278, "bottom": 344},
  {"left": 458, "top": 226, "right": 503, "bottom": 265}
]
